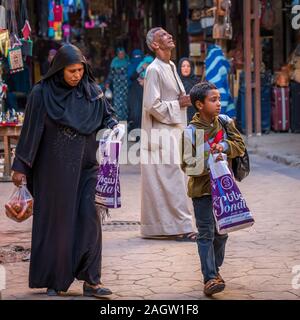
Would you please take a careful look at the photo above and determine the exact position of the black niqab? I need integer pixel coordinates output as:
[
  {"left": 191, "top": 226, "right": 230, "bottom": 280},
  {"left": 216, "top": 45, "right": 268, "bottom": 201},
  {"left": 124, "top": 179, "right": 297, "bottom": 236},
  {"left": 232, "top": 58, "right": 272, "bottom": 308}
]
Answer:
[{"left": 42, "top": 44, "right": 104, "bottom": 135}]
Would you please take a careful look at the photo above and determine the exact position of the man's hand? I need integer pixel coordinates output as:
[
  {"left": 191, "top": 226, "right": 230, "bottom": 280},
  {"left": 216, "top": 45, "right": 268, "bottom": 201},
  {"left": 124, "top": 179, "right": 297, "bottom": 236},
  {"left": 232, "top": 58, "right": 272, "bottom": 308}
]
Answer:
[
  {"left": 137, "top": 78, "right": 144, "bottom": 86},
  {"left": 179, "top": 94, "right": 191, "bottom": 108},
  {"left": 12, "top": 171, "right": 26, "bottom": 187},
  {"left": 211, "top": 143, "right": 224, "bottom": 154}
]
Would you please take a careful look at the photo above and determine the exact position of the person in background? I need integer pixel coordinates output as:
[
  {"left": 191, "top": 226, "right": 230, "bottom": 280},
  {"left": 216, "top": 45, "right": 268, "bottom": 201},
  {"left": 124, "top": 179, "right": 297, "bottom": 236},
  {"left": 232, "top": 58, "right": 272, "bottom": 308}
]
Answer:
[
  {"left": 127, "top": 49, "right": 144, "bottom": 86},
  {"left": 205, "top": 44, "right": 236, "bottom": 118},
  {"left": 127, "top": 55, "right": 154, "bottom": 138},
  {"left": 140, "top": 27, "right": 197, "bottom": 241},
  {"left": 178, "top": 57, "right": 200, "bottom": 123},
  {"left": 40, "top": 49, "right": 57, "bottom": 76},
  {"left": 105, "top": 47, "right": 129, "bottom": 121}
]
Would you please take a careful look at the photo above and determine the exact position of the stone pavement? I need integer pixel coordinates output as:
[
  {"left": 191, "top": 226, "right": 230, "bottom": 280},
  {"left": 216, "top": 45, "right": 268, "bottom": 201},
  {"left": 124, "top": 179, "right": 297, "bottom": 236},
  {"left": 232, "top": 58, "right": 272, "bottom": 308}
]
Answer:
[
  {"left": 246, "top": 132, "right": 300, "bottom": 167},
  {"left": 1, "top": 152, "right": 300, "bottom": 300}
]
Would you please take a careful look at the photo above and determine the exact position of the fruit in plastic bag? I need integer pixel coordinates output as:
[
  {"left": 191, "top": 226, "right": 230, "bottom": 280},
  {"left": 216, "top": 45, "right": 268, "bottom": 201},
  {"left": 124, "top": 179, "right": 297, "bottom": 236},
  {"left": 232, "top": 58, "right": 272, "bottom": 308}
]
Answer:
[{"left": 5, "top": 180, "right": 33, "bottom": 223}]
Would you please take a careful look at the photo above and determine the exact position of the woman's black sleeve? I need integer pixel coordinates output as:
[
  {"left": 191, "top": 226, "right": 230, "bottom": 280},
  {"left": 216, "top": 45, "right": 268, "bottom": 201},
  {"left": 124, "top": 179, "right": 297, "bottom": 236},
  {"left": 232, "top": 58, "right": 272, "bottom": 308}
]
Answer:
[{"left": 101, "top": 97, "right": 118, "bottom": 129}]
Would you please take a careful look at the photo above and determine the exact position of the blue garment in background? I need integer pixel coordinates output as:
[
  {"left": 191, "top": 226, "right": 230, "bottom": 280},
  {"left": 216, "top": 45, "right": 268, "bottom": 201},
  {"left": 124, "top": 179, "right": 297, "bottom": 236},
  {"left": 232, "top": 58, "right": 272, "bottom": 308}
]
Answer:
[
  {"left": 127, "top": 49, "right": 144, "bottom": 85},
  {"left": 205, "top": 44, "right": 236, "bottom": 117}
]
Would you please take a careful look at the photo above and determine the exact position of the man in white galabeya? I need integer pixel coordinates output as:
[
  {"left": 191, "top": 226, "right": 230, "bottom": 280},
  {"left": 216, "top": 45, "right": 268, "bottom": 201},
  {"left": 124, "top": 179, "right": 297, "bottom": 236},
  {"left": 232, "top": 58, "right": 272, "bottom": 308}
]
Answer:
[{"left": 140, "top": 27, "right": 197, "bottom": 241}]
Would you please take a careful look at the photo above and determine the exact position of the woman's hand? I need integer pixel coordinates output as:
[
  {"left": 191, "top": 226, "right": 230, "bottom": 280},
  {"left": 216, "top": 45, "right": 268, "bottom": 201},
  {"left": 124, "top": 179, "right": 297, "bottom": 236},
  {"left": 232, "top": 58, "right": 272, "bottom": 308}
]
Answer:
[{"left": 12, "top": 171, "right": 26, "bottom": 187}]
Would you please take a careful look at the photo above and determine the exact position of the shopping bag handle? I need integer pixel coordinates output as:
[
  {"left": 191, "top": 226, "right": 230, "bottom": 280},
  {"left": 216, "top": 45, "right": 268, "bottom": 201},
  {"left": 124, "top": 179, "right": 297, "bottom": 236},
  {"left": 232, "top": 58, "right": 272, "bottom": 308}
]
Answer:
[{"left": 106, "top": 124, "right": 125, "bottom": 142}]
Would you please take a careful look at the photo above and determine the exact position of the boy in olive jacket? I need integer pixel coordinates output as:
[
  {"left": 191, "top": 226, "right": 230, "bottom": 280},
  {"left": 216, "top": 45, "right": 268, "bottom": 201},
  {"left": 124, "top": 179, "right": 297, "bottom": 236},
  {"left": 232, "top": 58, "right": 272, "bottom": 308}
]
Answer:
[{"left": 181, "top": 82, "right": 246, "bottom": 296}]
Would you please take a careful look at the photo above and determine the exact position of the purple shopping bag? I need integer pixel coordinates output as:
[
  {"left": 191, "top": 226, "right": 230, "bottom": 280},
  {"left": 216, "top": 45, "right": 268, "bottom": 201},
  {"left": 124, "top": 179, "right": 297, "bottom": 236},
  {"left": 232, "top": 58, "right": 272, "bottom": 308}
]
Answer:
[
  {"left": 209, "top": 154, "right": 254, "bottom": 234},
  {"left": 95, "top": 139, "right": 121, "bottom": 208}
]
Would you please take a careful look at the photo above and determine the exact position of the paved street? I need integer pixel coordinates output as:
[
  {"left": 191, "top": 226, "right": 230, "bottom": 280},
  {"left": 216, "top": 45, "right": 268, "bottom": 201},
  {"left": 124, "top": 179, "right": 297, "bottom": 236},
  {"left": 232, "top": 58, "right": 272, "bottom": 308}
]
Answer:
[{"left": 1, "top": 153, "right": 300, "bottom": 300}]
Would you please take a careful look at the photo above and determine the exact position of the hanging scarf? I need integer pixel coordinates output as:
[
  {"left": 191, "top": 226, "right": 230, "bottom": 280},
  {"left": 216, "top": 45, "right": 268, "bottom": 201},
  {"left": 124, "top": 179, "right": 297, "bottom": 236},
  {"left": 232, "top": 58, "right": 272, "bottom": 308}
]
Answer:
[
  {"left": 190, "top": 113, "right": 223, "bottom": 146},
  {"left": 41, "top": 44, "right": 105, "bottom": 135}
]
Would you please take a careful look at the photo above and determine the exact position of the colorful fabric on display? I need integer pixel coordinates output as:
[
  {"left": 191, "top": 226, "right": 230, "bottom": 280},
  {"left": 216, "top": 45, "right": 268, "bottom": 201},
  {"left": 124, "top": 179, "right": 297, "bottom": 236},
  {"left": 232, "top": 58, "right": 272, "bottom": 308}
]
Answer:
[
  {"left": 205, "top": 44, "right": 236, "bottom": 117},
  {"left": 48, "top": 0, "right": 55, "bottom": 38},
  {"left": 54, "top": 4, "right": 63, "bottom": 22},
  {"left": 63, "top": 0, "right": 69, "bottom": 22},
  {"left": 8, "top": 47, "right": 24, "bottom": 73}
]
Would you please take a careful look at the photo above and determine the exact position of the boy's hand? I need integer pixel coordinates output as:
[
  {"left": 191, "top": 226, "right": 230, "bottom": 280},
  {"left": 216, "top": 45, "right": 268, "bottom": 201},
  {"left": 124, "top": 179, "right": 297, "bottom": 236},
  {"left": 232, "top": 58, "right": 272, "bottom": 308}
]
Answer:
[
  {"left": 179, "top": 94, "right": 191, "bottom": 108},
  {"left": 211, "top": 143, "right": 224, "bottom": 154}
]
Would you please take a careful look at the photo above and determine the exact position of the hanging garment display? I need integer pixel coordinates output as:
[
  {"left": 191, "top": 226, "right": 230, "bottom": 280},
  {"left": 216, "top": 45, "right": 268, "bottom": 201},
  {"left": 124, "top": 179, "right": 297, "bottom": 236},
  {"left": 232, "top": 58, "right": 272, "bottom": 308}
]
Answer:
[
  {"left": 6, "top": 0, "right": 24, "bottom": 73},
  {"left": 62, "top": 23, "right": 71, "bottom": 42},
  {"left": 21, "top": 14, "right": 33, "bottom": 57},
  {"left": 20, "top": 0, "right": 33, "bottom": 56},
  {"left": 54, "top": 2, "right": 63, "bottom": 21},
  {"left": 0, "top": 2, "right": 6, "bottom": 29},
  {"left": 21, "top": 19, "right": 33, "bottom": 56},
  {"left": 21, "top": 20, "right": 31, "bottom": 40},
  {"left": 0, "top": 29, "right": 10, "bottom": 57},
  {"left": 8, "top": 47, "right": 24, "bottom": 73},
  {"left": 213, "top": 0, "right": 232, "bottom": 40},
  {"left": 63, "top": 0, "right": 69, "bottom": 22},
  {"left": 223, "top": 7, "right": 232, "bottom": 39},
  {"left": 21, "top": 38, "right": 33, "bottom": 57},
  {"left": 261, "top": 0, "right": 275, "bottom": 31},
  {"left": 213, "top": 22, "right": 225, "bottom": 39},
  {"left": 48, "top": 0, "right": 55, "bottom": 38}
]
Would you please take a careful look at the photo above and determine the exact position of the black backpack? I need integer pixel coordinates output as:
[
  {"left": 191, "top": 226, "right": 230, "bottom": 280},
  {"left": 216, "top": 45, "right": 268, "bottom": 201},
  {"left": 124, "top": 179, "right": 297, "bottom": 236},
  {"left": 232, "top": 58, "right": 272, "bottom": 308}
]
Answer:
[{"left": 218, "top": 117, "right": 250, "bottom": 182}]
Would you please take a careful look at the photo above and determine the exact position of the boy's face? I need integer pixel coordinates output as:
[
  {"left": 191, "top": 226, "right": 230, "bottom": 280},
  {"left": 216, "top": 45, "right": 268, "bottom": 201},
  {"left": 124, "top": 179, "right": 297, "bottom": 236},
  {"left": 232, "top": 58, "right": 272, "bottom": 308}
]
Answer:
[{"left": 195, "top": 89, "right": 221, "bottom": 118}]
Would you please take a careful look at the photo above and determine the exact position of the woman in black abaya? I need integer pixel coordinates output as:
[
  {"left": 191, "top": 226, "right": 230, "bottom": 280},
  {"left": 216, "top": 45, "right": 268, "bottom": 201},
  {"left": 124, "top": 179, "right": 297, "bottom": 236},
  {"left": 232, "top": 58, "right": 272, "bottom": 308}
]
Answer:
[{"left": 11, "top": 44, "right": 118, "bottom": 297}]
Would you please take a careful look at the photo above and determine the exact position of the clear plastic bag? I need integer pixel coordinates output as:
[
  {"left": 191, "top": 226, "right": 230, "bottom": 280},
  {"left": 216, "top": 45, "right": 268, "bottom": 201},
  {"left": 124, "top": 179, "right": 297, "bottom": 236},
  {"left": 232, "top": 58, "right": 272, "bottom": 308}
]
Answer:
[{"left": 5, "top": 180, "right": 33, "bottom": 223}]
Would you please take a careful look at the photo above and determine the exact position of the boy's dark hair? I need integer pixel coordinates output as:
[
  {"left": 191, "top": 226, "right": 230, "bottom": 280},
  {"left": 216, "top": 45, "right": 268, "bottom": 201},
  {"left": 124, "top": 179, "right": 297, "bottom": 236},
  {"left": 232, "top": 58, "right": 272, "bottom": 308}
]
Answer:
[{"left": 190, "top": 81, "right": 217, "bottom": 107}]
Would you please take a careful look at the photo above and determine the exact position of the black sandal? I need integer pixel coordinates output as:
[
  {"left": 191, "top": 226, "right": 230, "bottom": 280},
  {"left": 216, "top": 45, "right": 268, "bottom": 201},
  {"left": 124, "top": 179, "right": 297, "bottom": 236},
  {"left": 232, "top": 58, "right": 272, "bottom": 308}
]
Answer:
[
  {"left": 203, "top": 278, "right": 225, "bottom": 296},
  {"left": 83, "top": 282, "right": 112, "bottom": 298},
  {"left": 46, "top": 288, "right": 60, "bottom": 296},
  {"left": 175, "top": 232, "right": 198, "bottom": 242}
]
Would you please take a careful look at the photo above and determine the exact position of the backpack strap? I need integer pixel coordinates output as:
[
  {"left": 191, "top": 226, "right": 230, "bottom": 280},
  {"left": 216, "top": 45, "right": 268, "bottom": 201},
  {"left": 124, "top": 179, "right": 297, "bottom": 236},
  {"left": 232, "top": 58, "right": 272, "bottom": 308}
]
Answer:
[
  {"left": 218, "top": 115, "right": 228, "bottom": 130},
  {"left": 218, "top": 115, "right": 229, "bottom": 140},
  {"left": 185, "top": 124, "right": 197, "bottom": 146}
]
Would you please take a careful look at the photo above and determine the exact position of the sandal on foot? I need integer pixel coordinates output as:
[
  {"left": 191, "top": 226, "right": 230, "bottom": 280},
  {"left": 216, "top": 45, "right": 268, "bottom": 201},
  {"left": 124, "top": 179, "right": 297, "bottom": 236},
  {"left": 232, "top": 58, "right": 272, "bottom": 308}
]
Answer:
[
  {"left": 46, "top": 288, "right": 60, "bottom": 296},
  {"left": 216, "top": 273, "right": 225, "bottom": 284},
  {"left": 83, "top": 282, "right": 112, "bottom": 298},
  {"left": 203, "top": 278, "right": 225, "bottom": 296},
  {"left": 175, "top": 232, "right": 198, "bottom": 242}
]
